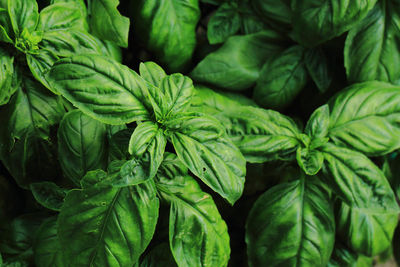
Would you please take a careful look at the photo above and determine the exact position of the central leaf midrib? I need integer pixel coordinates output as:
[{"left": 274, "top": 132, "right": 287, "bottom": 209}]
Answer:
[{"left": 88, "top": 188, "right": 122, "bottom": 266}]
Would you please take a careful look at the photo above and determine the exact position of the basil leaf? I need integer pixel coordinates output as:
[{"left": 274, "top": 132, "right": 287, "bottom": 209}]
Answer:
[
  {"left": 292, "top": 0, "right": 377, "bottom": 46},
  {"left": 129, "top": 121, "right": 166, "bottom": 179},
  {"left": 232, "top": 107, "right": 302, "bottom": 163},
  {"left": 156, "top": 152, "right": 188, "bottom": 180},
  {"left": 80, "top": 169, "right": 108, "bottom": 188},
  {"left": 26, "top": 49, "right": 58, "bottom": 91},
  {"left": 37, "top": 2, "right": 88, "bottom": 32},
  {"left": 131, "top": 0, "right": 200, "bottom": 72},
  {"left": 191, "top": 88, "right": 300, "bottom": 163},
  {"left": 336, "top": 200, "right": 398, "bottom": 257},
  {"left": 328, "top": 243, "right": 373, "bottom": 267},
  {"left": 344, "top": 1, "right": 400, "bottom": 84},
  {"left": 30, "top": 182, "right": 68, "bottom": 211},
  {"left": 139, "top": 61, "right": 167, "bottom": 88},
  {"left": 305, "top": 104, "right": 330, "bottom": 138},
  {"left": 88, "top": 0, "right": 129, "bottom": 47},
  {"left": 296, "top": 147, "right": 324, "bottom": 175},
  {"left": 157, "top": 174, "right": 230, "bottom": 267},
  {"left": 251, "top": 0, "right": 291, "bottom": 27},
  {"left": 328, "top": 81, "right": 400, "bottom": 156},
  {"left": 159, "top": 74, "right": 194, "bottom": 119},
  {"left": 58, "top": 110, "right": 108, "bottom": 185},
  {"left": 8, "top": 0, "right": 39, "bottom": 36},
  {"left": 207, "top": 2, "right": 241, "bottom": 44},
  {"left": 111, "top": 159, "right": 149, "bottom": 187},
  {"left": 40, "top": 29, "right": 103, "bottom": 57},
  {"left": 321, "top": 143, "right": 399, "bottom": 213},
  {"left": 99, "top": 40, "right": 122, "bottom": 62},
  {"left": 58, "top": 180, "right": 159, "bottom": 266},
  {"left": 305, "top": 47, "right": 332, "bottom": 93},
  {"left": 46, "top": 55, "right": 151, "bottom": 124},
  {"left": 192, "top": 85, "right": 258, "bottom": 109},
  {"left": 190, "top": 30, "right": 286, "bottom": 91},
  {"left": 33, "top": 217, "right": 65, "bottom": 267},
  {"left": 0, "top": 47, "right": 15, "bottom": 106},
  {"left": 246, "top": 178, "right": 335, "bottom": 266},
  {"left": 168, "top": 114, "right": 246, "bottom": 204},
  {"left": 253, "top": 45, "right": 308, "bottom": 110},
  {"left": 0, "top": 76, "right": 65, "bottom": 180},
  {"left": 0, "top": 3, "right": 13, "bottom": 42},
  {"left": 0, "top": 75, "right": 64, "bottom": 156}
]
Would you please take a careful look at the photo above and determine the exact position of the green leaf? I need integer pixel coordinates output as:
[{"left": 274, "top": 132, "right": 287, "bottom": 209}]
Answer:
[
  {"left": 207, "top": 2, "right": 241, "bottom": 44},
  {"left": 296, "top": 147, "right": 324, "bottom": 175},
  {"left": 129, "top": 121, "right": 166, "bottom": 179},
  {"left": 80, "top": 169, "right": 108, "bottom": 188},
  {"left": 230, "top": 107, "right": 301, "bottom": 163},
  {"left": 251, "top": 0, "right": 291, "bottom": 27},
  {"left": 190, "top": 30, "right": 286, "bottom": 91},
  {"left": 192, "top": 85, "right": 258, "bottom": 109},
  {"left": 328, "top": 243, "right": 373, "bottom": 267},
  {"left": 168, "top": 114, "right": 246, "bottom": 204},
  {"left": 46, "top": 55, "right": 151, "bottom": 125},
  {"left": 159, "top": 74, "right": 194, "bottom": 119},
  {"left": 139, "top": 61, "right": 167, "bottom": 88},
  {"left": 40, "top": 29, "right": 103, "bottom": 57},
  {"left": 246, "top": 178, "right": 335, "bottom": 267},
  {"left": 140, "top": 243, "right": 177, "bottom": 267},
  {"left": 26, "top": 49, "right": 58, "bottom": 91},
  {"left": 0, "top": 47, "right": 15, "bottom": 106},
  {"left": 328, "top": 81, "right": 400, "bottom": 156},
  {"left": 113, "top": 159, "right": 149, "bottom": 187},
  {"left": 156, "top": 173, "right": 230, "bottom": 267},
  {"left": 7, "top": 0, "right": 39, "bottom": 35},
  {"left": 58, "top": 110, "right": 108, "bottom": 185},
  {"left": 58, "top": 180, "right": 159, "bottom": 266},
  {"left": 33, "top": 217, "right": 65, "bottom": 267},
  {"left": 321, "top": 143, "right": 399, "bottom": 213},
  {"left": 156, "top": 152, "right": 188, "bottom": 180},
  {"left": 253, "top": 45, "right": 308, "bottom": 110},
  {"left": 190, "top": 88, "right": 300, "bottom": 163},
  {"left": 0, "top": 74, "right": 64, "bottom": 145},
  {"left": 99, "top": 40, "right": 122, "bottom": 62},
  {"left": 0, "top": 77, "right": 64, "bottom": 188},
  {"left": 88, "top": 0, "right": 129, "bottom": 47},
  {"left": 192, "top": 90, "right": 298, "bottom": 164},
  {"left": 0, "top": 3, "right": 13, "bottom": 42},
  {"left": 305, "top": 104, "right": 330, "bottom": 138},
  {"left": 38, "top": 2, "right": 87, "bottom": 32},
  {"left": 336, "top": 200, "right": 398, "bottom": 257},
  {"left": 304, "top": 48, "right": 332, "bottom": 92},
  {"left": 292, "top": 0, "right": 378, "bottom": 46},
  {"left": 131, "top": 0, "right": 200, "bottom": 72},
  {"left": 344, "top": 1, "right": 400, "bottom": 84},
  {"left": 30, "top": 182, "right": 68, "bottom": 211}
]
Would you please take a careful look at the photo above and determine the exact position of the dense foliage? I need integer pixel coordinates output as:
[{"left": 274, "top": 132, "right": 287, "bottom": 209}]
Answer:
[{"left": 1, "top": 0, "right": 400, "bottom": 266}]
